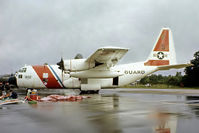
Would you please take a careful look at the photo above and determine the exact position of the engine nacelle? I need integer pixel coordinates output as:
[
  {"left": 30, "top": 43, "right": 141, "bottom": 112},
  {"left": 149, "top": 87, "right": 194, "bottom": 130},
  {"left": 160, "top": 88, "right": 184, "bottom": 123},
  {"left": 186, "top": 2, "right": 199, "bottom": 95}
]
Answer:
[{"left": 64, "top": 59, "right": 95, "bottom": 71}]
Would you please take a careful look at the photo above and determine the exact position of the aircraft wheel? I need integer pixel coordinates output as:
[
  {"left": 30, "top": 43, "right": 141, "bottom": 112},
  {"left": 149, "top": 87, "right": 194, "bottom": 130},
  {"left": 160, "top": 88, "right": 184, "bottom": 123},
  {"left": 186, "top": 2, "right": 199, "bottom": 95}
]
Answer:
[{"left": 80, "top": 90, "right": 99, "bottom": 94}]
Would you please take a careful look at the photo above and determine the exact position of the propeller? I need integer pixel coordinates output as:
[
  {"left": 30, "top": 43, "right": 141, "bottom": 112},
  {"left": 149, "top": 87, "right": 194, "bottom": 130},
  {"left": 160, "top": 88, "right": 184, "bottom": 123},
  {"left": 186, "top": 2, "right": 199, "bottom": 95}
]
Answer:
[
  {"left": 74, "top": 53, "right": 83, "bottom": 59},
  {"left": 57, "top": 57, "right": 67, "bottom": 84},
  {"left": 57, "top": 57, "right": 65, "bottom": 71}
]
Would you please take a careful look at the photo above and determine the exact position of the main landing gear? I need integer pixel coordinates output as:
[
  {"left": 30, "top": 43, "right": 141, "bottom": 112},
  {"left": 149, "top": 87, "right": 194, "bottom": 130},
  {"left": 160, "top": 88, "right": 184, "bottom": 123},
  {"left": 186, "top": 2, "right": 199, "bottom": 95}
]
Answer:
[{"left": 80, "top": 90, "right": 99, "bottom": 94}]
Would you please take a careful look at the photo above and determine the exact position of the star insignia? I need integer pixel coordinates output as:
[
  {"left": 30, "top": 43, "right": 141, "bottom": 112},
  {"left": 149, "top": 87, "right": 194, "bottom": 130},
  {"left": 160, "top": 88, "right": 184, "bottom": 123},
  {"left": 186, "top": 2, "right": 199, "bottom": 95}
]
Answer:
[{"left": 157, "top": 52, "right": 164, "bottom": 60}]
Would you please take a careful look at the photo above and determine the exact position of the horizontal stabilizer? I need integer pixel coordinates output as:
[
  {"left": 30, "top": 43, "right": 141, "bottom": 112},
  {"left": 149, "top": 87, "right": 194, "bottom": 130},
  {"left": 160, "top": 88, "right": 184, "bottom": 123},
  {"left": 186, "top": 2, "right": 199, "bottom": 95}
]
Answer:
[{"left": 157, "top": 64, "right": 193, "bottom": 70}]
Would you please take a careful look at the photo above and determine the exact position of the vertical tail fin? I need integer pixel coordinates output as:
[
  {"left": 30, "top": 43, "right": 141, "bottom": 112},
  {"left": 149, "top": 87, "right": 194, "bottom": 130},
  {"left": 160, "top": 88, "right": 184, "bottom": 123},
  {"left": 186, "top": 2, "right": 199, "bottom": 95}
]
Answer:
[{"left": 144, "top": 28, "right": 177, "bottom": 66}]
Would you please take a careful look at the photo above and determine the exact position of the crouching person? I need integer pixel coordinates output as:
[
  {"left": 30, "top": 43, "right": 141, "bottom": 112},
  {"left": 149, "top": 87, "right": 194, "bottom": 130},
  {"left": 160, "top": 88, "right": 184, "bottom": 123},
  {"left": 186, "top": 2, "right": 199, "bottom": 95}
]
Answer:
[{"left": 9, "top": 90, "right": 18, "bottom": 99}]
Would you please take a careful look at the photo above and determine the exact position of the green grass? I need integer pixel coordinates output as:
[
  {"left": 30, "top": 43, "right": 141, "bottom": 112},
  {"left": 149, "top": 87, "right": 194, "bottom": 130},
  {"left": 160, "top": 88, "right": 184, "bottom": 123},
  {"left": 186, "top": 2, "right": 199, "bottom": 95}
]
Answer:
[{"left": 123, "top": 84, "right": 199, "bottom": 89}]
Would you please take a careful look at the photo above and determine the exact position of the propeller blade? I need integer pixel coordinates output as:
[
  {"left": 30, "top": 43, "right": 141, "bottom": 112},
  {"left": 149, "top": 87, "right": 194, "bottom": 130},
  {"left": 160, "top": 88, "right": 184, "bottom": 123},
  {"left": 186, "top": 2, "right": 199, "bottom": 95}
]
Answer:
[
  {"left": 74, "top": 53, "right": 83, "bottom": 59},
  {"left": 57, "top": 57, "right": 65, "bottom": 70}
]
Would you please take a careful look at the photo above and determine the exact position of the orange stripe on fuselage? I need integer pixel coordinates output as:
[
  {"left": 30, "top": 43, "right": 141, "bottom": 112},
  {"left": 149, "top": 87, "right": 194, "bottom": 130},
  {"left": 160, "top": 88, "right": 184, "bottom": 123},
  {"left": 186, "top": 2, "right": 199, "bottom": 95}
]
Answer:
[
  {"left": 144, "top": 60, "right": 169, "bottom": 66},
  {"left": 32, "top": 65, "right": 62, "bottom": 88},
  {"left": 154, "top": 30, "right": 169, "bottom": 51}
]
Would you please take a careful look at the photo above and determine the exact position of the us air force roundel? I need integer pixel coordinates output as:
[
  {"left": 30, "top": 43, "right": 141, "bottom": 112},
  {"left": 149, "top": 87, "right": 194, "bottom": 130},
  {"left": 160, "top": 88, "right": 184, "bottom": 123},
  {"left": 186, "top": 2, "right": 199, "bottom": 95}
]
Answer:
[{"left": 157, "top": 52, "right": 164, "bottom": 60}]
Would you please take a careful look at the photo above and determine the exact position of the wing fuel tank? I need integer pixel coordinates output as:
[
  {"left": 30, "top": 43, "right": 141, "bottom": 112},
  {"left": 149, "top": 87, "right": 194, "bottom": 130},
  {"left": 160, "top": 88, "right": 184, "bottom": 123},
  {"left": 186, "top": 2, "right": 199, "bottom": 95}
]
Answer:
[{"left": 70, "top": 70, "right": 123, "bottom": 78}]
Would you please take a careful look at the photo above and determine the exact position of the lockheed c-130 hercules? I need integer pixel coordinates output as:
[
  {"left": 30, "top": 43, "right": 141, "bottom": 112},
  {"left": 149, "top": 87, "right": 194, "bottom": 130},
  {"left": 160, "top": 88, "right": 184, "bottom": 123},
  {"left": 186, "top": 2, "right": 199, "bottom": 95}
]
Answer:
[{"left": 9, "top": 28, "right": 191, "bottom": 93}]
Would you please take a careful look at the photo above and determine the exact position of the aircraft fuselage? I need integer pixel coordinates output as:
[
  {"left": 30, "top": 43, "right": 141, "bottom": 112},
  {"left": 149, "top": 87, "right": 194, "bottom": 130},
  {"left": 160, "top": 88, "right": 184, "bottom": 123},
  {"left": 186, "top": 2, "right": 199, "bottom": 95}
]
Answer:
[{"left": 16, "top": 62, "right": 157, "bottom": 89}]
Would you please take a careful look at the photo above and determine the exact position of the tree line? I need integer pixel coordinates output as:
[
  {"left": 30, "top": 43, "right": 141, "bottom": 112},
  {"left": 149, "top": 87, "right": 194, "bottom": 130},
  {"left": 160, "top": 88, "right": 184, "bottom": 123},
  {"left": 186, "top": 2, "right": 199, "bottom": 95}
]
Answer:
[
  {"left": 140, "top": 51, "right": 199, "bottom": 87},
  {"left": 139, "top": 72, "right": 183, "bottom": 86}
]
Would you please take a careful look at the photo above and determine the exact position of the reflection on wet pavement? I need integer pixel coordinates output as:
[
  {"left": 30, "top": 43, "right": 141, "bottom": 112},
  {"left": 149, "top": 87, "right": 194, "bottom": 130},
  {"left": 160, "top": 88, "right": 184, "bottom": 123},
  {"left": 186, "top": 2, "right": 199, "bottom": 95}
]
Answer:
[{"left": 1, "top": 89, "right": 199, "bottom": 133}]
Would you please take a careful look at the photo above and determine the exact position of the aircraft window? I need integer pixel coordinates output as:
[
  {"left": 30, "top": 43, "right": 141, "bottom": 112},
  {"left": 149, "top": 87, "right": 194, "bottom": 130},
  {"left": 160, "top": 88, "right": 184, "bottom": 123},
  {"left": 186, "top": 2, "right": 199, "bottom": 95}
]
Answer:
[
  {"left": 18, "top": 75, "right": 23, "bottom": 79},
  {"left": 43, "top": 78, "right": 48, "bottom": 82},
  {"left": 43, "top": 73, "right": 48, "bottom": 78},
  {"left": 23, "top": 68, "right": 27, "bottom": 72},
  {"left": 25, "top": 75, "right": 31, "bottom": 79},
  {"left": 19, "top": 69, "right": 23, "bottom": 72},
  {"left": 18, "top": 68, "right": 27, "bottom": 73}
]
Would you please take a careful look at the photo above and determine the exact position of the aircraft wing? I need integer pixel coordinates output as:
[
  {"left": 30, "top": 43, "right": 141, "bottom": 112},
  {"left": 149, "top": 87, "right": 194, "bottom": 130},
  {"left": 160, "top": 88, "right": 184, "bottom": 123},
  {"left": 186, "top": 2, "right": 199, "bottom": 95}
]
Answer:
[
  {"left": 157, "top": 64, "right": 193, "bottom": 70},
  {"left": 86, "top": 47, "right": 129, "bottom": 69}
]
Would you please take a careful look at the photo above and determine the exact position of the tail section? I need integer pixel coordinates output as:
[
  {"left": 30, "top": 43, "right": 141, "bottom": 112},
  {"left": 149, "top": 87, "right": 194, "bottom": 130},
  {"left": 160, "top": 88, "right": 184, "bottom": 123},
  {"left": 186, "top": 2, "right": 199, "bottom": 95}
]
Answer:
[{"left": 144, "top": 28, "right": 177, "bottom": 66}]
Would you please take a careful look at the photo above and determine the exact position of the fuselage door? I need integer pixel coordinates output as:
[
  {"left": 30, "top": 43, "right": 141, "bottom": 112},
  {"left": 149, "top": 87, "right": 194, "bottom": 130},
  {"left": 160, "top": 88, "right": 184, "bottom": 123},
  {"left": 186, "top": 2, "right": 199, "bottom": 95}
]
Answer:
[{"left": 113, "top": 77, "right": 119, "bottom": 86}]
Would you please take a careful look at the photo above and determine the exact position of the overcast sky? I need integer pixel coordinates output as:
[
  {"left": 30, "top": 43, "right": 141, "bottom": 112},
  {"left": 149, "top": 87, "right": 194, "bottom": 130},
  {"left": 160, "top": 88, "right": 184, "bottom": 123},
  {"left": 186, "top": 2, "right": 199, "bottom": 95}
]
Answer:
[{"left": 0, "top": 0, "right": 198, "bottom": 75}]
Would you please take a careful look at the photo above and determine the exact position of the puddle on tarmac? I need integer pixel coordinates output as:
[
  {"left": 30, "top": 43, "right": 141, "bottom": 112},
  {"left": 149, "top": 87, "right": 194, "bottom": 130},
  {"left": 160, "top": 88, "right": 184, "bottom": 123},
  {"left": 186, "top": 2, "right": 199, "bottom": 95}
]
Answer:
[{"left": 1, "top": 89, "right": 199, "bottom": 133}]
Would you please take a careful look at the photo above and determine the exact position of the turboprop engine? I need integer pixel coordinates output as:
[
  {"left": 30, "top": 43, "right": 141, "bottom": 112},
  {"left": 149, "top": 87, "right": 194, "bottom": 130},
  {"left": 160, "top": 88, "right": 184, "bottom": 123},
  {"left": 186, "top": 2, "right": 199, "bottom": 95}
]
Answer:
[
  {"left": 57, "top": 54, "right": 97, "bottom": 72},
  {"left": 63, "top": 59, "right": 95, "bottom": 71}
]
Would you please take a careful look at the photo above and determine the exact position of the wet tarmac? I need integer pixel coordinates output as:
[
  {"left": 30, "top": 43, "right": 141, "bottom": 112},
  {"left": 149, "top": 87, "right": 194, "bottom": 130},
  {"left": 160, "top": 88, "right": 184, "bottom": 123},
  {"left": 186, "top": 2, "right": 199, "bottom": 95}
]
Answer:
[{"left": 1, "top": 88, "right": 199, "bottom": 133}]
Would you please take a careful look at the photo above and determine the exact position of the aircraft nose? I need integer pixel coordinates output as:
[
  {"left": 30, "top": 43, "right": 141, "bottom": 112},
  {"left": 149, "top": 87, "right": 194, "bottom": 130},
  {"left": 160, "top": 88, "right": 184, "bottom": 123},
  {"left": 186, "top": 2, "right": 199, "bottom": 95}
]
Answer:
[{"left": 8, "top": 76, "right": 17, "bottom": 87}]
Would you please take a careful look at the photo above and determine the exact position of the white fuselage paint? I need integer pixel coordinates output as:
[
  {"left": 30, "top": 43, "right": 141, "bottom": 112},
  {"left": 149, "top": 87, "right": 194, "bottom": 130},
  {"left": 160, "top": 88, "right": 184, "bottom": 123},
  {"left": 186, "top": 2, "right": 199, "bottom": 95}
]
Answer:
[{"left": 16, "top": 62, "right": 158, "bottom": 89}]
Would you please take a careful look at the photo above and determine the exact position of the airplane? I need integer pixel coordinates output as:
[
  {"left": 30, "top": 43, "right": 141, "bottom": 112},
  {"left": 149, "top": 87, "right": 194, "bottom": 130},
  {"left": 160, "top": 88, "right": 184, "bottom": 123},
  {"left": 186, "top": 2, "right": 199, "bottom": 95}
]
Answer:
[{"left": 9, "top": 28, "right": 191, "bottom": 93}]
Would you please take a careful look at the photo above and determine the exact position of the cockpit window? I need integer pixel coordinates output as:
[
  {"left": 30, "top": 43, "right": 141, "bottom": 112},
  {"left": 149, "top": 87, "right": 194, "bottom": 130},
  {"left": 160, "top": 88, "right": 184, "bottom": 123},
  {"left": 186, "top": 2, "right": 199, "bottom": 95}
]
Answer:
[
  {"left": 18, "top": 68, "right": 27, "bottom": 73},
  {"left": 18, "top": 74, "right": 23, "bottom": 79}
]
